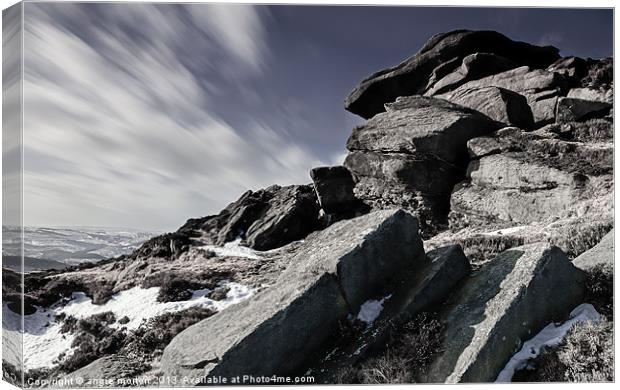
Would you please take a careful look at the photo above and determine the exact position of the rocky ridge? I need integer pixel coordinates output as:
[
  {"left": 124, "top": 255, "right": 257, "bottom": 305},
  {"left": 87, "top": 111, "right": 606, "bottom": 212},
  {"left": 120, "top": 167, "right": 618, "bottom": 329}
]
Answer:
[{"left": 2, "top": 29, "right": 613, "bottom": 386}]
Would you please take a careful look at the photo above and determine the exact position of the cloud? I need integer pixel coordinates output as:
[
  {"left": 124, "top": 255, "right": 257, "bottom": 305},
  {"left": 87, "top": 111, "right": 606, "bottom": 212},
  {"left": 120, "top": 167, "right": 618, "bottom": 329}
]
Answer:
[
  {"left": 22, "top": 3, "right": 325, "bottom": 230},
  {"left": 537, "top": 31, "right": 564, "bottom": 48}
]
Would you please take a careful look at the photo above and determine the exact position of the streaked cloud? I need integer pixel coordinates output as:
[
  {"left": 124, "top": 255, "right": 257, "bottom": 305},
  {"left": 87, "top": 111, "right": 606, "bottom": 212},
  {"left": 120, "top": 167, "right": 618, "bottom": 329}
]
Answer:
[{"left": 23, "top": 3, "right": 324, "bottom": 230}]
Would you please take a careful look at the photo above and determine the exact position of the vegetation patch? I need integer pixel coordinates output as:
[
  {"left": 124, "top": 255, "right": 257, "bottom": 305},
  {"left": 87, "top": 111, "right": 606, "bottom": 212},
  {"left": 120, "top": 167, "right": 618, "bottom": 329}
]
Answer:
[{"left": 335, "top": 312, "right": 443, "bottom": 384}]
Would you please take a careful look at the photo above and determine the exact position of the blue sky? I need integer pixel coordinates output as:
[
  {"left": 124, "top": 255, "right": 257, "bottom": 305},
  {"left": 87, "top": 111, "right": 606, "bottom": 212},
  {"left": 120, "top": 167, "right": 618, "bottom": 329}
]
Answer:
[{"left": 18, "top": 3, "right": 613, "bottom": 230}]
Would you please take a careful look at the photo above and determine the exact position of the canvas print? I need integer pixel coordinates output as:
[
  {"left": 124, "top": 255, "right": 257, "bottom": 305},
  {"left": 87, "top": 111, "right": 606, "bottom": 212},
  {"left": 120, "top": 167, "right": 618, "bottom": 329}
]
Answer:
[{"left": 1, "top": 2, "right": 614, "bottom": 387}]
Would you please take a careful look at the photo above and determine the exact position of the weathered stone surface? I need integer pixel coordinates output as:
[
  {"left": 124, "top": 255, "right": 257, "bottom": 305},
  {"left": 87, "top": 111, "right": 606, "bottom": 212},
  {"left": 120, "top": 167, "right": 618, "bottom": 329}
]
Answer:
[
  {"left": 344, "top": 96, "right": 499, "bottom": 232},
  {"left": 573, "top": 229, "right": 614, "bottom": 271},
  {"left": 525, "top": 89, "right": 562, "bottom": 126},
  {"left": 450, "top": 122, "right": 613, "bottom": 230},
  {"left": 346, "top": 30, "right": 560, "bottom": 119},
  {"left": 568, "top": 87, "right": 613, "bottom": 104},
  {"left": 310, "top": 166, "right": 358, "bottom": 213},
  {"left": 178, "top": 184, "right": 321, "bottom": 251},
  {"left": 425, "top": 53, "right": 517, "bottom": 95},
  {"left": 467, "top": 136, "right": 502, "bottom": 159},
  {"left": 453, "top": 66, "right": 567, "bottom": 96},
  {"left": 441, "top": 86, "right": 534, "bottom": 128},
  {"left": 345, "top": 150, "right": 461, "bottom": 196},
  {"left": 161, "top": 209, "right": 424, "bottom": 381},
  {"left": 452, "top": 153, "right": 612, "bottom": 225},
  {"left": 424, "top": 243, "right": 585, "bottom": 383},
  {"left": 347, "top": 96, "right": 499, "bottom": 163},
  {"left": 556, "top": 97, "right": 612, "bottom": 123}
]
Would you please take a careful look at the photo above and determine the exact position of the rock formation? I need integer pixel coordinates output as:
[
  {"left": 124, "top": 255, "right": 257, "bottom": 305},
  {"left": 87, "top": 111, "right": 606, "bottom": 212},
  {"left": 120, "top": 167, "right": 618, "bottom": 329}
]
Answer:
[{"left": 6, "top": 29, "right": 613, "bottom": 386}]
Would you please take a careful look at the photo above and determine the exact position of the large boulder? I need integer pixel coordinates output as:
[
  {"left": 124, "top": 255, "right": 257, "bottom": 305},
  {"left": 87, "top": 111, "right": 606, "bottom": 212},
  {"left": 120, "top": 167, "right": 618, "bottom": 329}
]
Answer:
[
  {"left": 345, "top": 30, "right": 560, "bottom": 119},
  {"left": 161, "top": 209, "right": 424, "bottom": 381},
  {"left": 424, "top": 243, "right": 586, "bottom": 383},
  {"left": 310, "top": 166, "right": 358, "bottom": 214},
  {"left": 440, "top": 86, "right": 534, "bottom": 128},
  {"left": 177, "top": 184, "right": 321, "bottom": 251},
  {"left": 344, "top": 96, "right": 500, "bottom": 232},
  {"left": 573, "top": 229, "right": 614, "bottom": 271}
]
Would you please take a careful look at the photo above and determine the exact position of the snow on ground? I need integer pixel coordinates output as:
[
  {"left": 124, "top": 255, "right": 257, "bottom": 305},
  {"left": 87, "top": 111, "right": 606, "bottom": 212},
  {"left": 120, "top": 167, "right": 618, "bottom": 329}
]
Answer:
[
  {"left": 482, "top": 225, "right": 529, "bottom": 236},
  {"left": 496, "top": 303, "right": 602, "bottom": 382},
  {"left": 356, "top": 294, "right": 392, "bottom": 324},
  {"left": 1, "top": 282, "right": 254, "bottom": 370},
  {"left": 200, "top": 239, "right": 261, "bottom": 259}
]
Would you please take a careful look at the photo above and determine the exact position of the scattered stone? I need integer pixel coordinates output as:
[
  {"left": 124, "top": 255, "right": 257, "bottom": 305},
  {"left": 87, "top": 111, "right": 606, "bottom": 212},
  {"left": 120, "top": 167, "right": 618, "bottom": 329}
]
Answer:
[{"left": 207, "top": 286, "right": 230, "bottom": 301}]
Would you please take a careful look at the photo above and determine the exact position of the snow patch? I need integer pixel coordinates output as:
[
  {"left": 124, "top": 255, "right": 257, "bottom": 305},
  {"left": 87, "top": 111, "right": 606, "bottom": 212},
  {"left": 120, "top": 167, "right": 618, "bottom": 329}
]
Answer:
[
  {"left": 483, "top": 225, "right": 528, "bottom": 236},
  {"left": 200, "top": 239, "right": 261, "bottom": 259},
  {"left": 1, "top": 282, "right": 254, "bottom": 370},
  {"left": 496, "top": 303, "right": 602, "bottom": 382},
  {"left": 356, "top": 294, "right": 392, "bottom": 324}
]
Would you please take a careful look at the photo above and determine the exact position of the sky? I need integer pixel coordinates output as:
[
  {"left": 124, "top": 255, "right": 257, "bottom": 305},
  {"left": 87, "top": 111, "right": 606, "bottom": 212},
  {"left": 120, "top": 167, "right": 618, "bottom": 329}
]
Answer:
[{"left": 10, "top": 3, "right": 613, "bottom": 230}]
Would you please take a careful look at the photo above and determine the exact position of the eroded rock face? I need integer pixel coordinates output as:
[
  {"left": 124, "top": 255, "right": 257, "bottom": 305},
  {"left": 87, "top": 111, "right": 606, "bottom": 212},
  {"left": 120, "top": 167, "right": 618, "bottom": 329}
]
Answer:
[
  {"left": 345, "top": 30, "right": 560, "bottom": 119},
  {"left": 440, "top": 86, "right": 534, "bottom": 128},
  {"left": 344, "top": 96, "right": 500, "bottom": 233},
  {"left": 161, "top": 209, "right": 424, "bottom": 381},
  {"left": 425, "top": 243, "right": 585, "bottom": 383},
  {"left": 177, "top": 184, "right": 321, "bottom": 250},
  {"left": 450, "top": 125, "right": 613, "bottom": 229}
]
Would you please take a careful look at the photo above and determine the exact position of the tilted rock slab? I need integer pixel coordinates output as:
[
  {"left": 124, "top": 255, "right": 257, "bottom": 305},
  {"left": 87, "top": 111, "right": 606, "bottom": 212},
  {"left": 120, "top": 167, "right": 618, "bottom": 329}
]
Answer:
[
  {"left": 161, "top": 209, "right": 424, "bottom": 382},
  {"left": 345, "top": 30, "right": 559, "bottom": 119},
  {"left": 573, "top": 228, "right": 614, "bottom": 272},
  {"left": 424, "top": 243, "right": 585, "bottom": 383}
]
